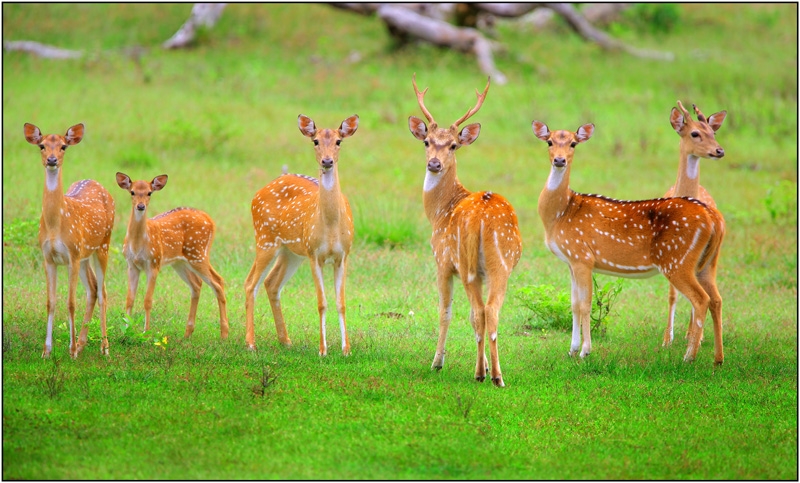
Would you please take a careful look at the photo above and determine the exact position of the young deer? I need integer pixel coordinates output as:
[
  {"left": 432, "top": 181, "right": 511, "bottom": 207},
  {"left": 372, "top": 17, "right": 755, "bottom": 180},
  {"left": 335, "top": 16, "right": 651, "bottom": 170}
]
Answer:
[
  {"left": 25, "top": 123, "right": 115, "bottom": 359},
  {"left": 116, "top": 173, "right": 229, "bottom": 339},
  {"left": 408, "top": 75, "right": 522, "bottom": 387},
  {"left": 532, "top": 120, "right": 725, "bottom": 364},
  {"left": 663, "top": 101, "right": 727, "bottom": 346},
  {"left": 244, "top": 114, "right": 358, "bottom": 356}
]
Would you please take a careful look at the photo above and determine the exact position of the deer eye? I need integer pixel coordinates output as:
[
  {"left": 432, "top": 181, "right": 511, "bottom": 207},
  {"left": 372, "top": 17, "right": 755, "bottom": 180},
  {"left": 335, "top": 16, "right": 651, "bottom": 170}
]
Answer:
[
  {"left": 691, "top": 132, "right": 700, "bottom": 138},
  {"left": 423, "top": 140, "right": 429, "bottom": 147},
  {"left": 61, "top": 145, "right": 67, "bottom": 151},
  {"left": 147, "top": 192, "right": 152, "bottom": 197},
  {"left": 450, "top": 144, "right": 457, "bottom": 150},
  {"left": 570, "top": 142, "right": 577, "bottom": 148},
  {"left": 38, "top": 144, "right": 44, "bottom": 150},
  {"left": 547, "top": 141, "right": 553, "bottom": 147},
  {"left": 130, "top": 191, "right": 134, "bottom": 195},
  {"left": 336, "top": 139, "right": 341, "bottom": 146},
  {"left": 313, "top": 139, "right": 319, "bottom": 146}
]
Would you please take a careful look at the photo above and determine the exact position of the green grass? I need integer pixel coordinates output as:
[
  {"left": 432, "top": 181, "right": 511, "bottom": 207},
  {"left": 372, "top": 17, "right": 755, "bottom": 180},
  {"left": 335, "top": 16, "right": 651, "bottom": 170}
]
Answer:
[{"left": 2, "top": 3, "right": 797, "bottom": 480}]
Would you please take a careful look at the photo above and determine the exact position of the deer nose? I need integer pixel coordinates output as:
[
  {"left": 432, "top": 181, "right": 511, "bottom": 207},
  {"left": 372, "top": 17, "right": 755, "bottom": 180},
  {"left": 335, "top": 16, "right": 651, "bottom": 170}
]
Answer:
[
  {"left": 553, "top": 157, "right": 566, "bottom": 168},
  {"left": 136, "top": 203, "right": 146, "bottom": 211},
  {"left": 46, "top": 156, "right": 58, "bottom": 166},
  {"left": 715, "top": 147, "right": 725, "bottom": 158},
  {"left": 427, "top": 159, "right": 442, "bottom": 173},
  {"left": 321, "top": 158, "right": 334, "bottom": 169}
]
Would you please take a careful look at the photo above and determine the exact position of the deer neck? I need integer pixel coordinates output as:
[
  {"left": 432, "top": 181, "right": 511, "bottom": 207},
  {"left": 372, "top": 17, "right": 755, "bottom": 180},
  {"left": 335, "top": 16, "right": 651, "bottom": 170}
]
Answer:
[
  {"left": 423, "top": 166, "right": 469, "bottom": 227},
  {"left": 40, "top": 168, "right": 65, "bottom": 233},
  {"left": 537, "top": 164, "right": 573, "bottom": 231},
  {"left": 126, "top": 207, "right": 151, "bottom": 249},
  {"left": 672, "top": 150, "right": 702, "bottom": 198},
  {"left": 315, "top": 167, "right": 345, "bottom": 227}
]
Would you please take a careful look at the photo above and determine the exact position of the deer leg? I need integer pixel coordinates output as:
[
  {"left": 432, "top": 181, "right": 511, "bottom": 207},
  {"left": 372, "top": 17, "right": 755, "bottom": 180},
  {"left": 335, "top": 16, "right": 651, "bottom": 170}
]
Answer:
[
  {"left": 310, "top": 258, "right": 328, "bottom": 356},
  {"left": 664, "top": 283, "right": 678, "bottom": 346},
  {"left": 464, "top": 278, "right": 487, "bottom": 383},
  {"left": 432, "top": 271, "right": 454, "bottom": 371},
  {"left": 189, "top": 261, "right": 229, "bottom": 339},
  {"left": 333, "top": 256, "right": 350, "bottom": 356},
  {"left": 669, "top": 276, "right": 710, "bottom": 363},
  {"left": 264, "top": 248, "right": 304, "bottom": 348},
  {"left": 485, "top": 277, "right": 509, "bottom": 387},
  {"left": 42, "top": 261, "right": 58, "bottom": 358},
  {"left": 143, "top": 267, "right": 161, "bottom": 333},
  {"left": 174, "top": 264, "right": 202, "bottom": 338},
  {"left": 125, "top": 263, "right": 141, "bottom": 320},
  {"left": 67, "top": 258, "right": 81, "bottom": 359},
  {"left": 93, "top": 250, "right": 110, "bottom": 355},
  {"left": 76, "top": 259, "right": 97, "bottom": 354},
  {"left": 698, "top": 260, "right": 723, "bottom": 365},
  {"left": 244, "top": 247, "right": 277, "bottom": 350},
  {"left": 570, "top": 265, "right": 594, "bottom": 358}
]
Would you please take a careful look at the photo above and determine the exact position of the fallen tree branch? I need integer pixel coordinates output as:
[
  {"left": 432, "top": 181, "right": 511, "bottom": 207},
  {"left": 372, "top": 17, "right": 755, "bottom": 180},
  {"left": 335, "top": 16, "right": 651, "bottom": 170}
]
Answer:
[
  {"left": 163, "top": 3, "right": 227, "bottom": 49},
  {"left": 4, "top": 40, "right": 83, "bottom": 59}
]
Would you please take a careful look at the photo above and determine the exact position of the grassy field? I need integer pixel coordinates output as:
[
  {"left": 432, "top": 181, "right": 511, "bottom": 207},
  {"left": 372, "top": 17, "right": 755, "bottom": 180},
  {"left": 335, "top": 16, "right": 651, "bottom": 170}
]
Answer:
[{"left": 2, "top": 3, "right": 797, "bottom": 479}]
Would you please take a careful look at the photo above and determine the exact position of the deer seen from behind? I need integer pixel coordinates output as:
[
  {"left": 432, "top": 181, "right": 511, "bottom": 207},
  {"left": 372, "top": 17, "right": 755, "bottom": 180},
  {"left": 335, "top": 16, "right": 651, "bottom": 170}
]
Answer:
[
  {"left": 25, "top": 122, "right": 115, "bottom": 359},
  {"left": 532, "top": 120, "right": 725, "bottom": 364},
  {"left": 116, "top": 173, "right": 229, "bottom": 339},
  {"left": 244, "top": 114, "right": 358, "bottom": 356},
  {"left": 408, "top": 74, "right": 522, "bottom": 387},
  {"left": 663, "top": 101, "right": 727, "bottom": 346}
]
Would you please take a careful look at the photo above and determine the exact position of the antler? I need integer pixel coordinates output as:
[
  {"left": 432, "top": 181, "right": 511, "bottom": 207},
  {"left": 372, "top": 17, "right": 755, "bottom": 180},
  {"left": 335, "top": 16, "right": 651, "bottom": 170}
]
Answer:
[
  {"left": 412, "top": 73, "right": 435, "bottom": 125},
  {"left": 692, "top": 103, "right": 707, "bottom": 123},
  {"left": 676, "top": 100, "right": 692, "bottom": 119},
  {"left": 452, "top": 77, "right": 491, "bottom": 128}
]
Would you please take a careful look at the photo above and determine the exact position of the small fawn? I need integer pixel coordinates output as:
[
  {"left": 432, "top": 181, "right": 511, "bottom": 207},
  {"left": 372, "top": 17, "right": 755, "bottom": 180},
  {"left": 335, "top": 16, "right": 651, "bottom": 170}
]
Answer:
[
  {"left": 244, "top": 114, "right": 358, "bottom": 355},
  {"left": 663, "top": 101, "right": 727, "bottom": 346},
  {"left": 116, "top": 173, "right": 229, "bottom": 339},
  {"left": 408, "top": 74, "right": 522, "bottom": 386},
  {"left": 532, "top": 120, "right": 725, "bottom": 364},
  {"left": 25, "top": 123, "right": 115, "bottom": 358}
]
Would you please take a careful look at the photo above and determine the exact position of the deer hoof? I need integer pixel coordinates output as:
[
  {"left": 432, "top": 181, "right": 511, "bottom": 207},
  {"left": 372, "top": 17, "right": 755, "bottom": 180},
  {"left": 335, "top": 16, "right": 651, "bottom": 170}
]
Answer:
[
  {"left": 492, "top": 376, "right": 505, "bottom": 388},
  {"left": 475, "top": 375, "right": 485, "bottom": 382}
]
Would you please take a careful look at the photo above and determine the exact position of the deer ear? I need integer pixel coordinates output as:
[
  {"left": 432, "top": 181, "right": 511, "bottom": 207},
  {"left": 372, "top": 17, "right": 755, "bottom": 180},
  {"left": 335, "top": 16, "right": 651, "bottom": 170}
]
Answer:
[
  {"left": 408, "top": 116, "right": 428, "bottom": 141},
  {"left": 339, "top": 115, "right": 359, "bottom": 138},
  {"left": 65, "top": 123, "right": 84, "bottom": 145},
  {"left": 458, "top": 123, "right": 481, "bottom": 146},
  {"left": 298, "top": 115, "right": 316, "bottom": 138},
  {"left": 576, "top": 123, "right": 594, "bottom": 143},
  {"left": 151, "top": 175, "right": 168, "bottom": 191},
  {"left": 116, "top": 172, "right": 132, "bottom": 190},
  {"left": 670, "top": 107, "right": 686, "bottom": 133},
  {"left": 531, "top": 121, "right": 550, "bottom": 142},
  {"left": 24, "top": 123, "right": 42, "bottom": 145},
  {"left": 707, "top": 110, "right": 727, "bottom": 132}
]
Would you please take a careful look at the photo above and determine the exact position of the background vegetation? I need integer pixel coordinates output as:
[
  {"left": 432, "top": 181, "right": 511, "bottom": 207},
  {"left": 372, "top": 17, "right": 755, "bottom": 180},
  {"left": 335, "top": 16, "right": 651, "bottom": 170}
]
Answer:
[{"left": 2, "top": 4, "right": 796, "bottom": 479}]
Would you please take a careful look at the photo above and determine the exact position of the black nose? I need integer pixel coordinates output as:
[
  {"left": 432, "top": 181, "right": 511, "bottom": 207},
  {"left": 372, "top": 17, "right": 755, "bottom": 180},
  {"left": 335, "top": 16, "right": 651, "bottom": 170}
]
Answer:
[
  {"left": 715, "top": 148, "right": 725, "bottom": 157},
  {"left": 553, "top": 157, "right": 566, "bottom": 168},
  {"left": 321, "top": 158, "right": 334, "bottom": 169},
  {"left": 427, "top": 159, "right": 442, "bottom": 173},
  {"left": 137, "top": 203, "right": 146, "bottom": 211},
  {"left": 46, "top": 156, "right": 57, "bottom": 166}
]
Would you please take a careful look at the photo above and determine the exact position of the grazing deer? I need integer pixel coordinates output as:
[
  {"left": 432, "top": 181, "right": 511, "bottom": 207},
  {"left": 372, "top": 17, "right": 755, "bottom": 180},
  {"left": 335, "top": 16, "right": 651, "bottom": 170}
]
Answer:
[
  {"left": 25, "top": 123, "right": 115, "bottom": 359},
  {"left": 532, "top": 120, "right": 725, "bottom": 364},
  {"left": 116, "top": 173, "right": 229, "bottom": 339},
  {"left": 244, "top": 114, "right": 358, "bottom": 356},
  {"left": 408, "top": 74, "right": 522, "bottom": 387},
  {"left": 663, "top": 101, "right": 727, "bottom": 346}
]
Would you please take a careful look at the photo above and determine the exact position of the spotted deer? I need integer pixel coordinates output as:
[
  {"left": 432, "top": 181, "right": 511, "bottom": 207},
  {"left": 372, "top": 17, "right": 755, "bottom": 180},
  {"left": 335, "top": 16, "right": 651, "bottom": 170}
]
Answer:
[
  {"left": 244, "top": 114, "right": 358, "bottom": 356},
  {"left": 663, "top": 101, "right": 727, "bottom": 346},
  {"left": 25, "top": 123, "right": 115, "bottom": 359},
  {"left": 116, "top": 173, "right": 229, "bottom": 339},
  {"left": 532, "top": 120, "right": 725, "bottom": 364},
  {"left": 408, "top": 74, "right": 522, "bottom": 387}
]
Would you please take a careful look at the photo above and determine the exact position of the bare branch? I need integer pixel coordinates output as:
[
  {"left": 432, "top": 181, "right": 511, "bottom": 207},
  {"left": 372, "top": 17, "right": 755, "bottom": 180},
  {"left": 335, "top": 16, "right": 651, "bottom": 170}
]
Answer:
[
  {"left": 163, "top": 3, "right": 227, "bottom": 49},
  {"left": 4, "top": 40, "right": 83, "bottom": 59}
]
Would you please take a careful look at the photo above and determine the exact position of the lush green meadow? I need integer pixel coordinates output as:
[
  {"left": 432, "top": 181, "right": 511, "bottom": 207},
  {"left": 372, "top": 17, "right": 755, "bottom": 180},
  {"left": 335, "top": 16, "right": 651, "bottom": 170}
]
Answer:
[{"left": 2, "top": 4, "right": 797, "bottom": 479}]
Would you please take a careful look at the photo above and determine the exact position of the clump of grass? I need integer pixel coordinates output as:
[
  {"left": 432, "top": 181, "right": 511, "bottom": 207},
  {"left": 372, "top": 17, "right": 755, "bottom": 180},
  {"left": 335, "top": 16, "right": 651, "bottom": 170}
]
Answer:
[
  {"left": 353, "top": 197, "right": 426, "bottom": 248},
  {"left": 763, "top": 180, "right": 797, "bottom": 225}
]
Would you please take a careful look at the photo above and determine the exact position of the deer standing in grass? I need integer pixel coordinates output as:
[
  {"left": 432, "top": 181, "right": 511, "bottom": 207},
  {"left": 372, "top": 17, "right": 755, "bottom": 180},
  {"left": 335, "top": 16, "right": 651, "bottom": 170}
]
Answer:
[
  {"left": 532, "top": 120, "right": 725, "bottom": 364},
  {"left": 116, "top": 173, "right": 229, "bottom": 339},
  {"left": 663, "top": 101, "right": 727, "bottom": 346},
  {"left": 25, "top": 123, "right": 115, "bottom": 359},
  {"left": 408, "top": 75, "right": 522, "bottom": 387},
  {"left": 244, "top": 114, "right": 358, "bottom": 355}
]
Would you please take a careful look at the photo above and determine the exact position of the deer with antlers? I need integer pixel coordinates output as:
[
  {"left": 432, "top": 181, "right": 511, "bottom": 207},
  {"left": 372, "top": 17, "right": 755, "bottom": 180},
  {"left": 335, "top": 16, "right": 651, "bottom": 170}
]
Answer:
[
  {"left": 408, "top": 74, "right": 522, "bottom": 386},
  {"left": 244, "top": 114, "right": 358, "bottom": 356},
  {"left": 663, "top": 101, "right": 727, "bottom": 346},
  {"left": 532, "top": 120, "right": 725, "bottom": 364},
  {"left": 25, "top": 123, "right": 115, "bottom": 359},
  {"left": 116, "top": 173, "right": 229, "bottom": 339}
]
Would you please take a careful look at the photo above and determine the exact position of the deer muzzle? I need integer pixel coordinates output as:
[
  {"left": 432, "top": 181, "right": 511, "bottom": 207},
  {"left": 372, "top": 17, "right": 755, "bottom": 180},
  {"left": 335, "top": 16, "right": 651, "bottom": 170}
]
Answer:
[
  {"left": 553, "top": 157, "right": 566, "bottom": 168},
  {"left": 321, "top": 158, "right": 334, "bottom": 170},
  {"left": 427, "top": 159, "right": 442, "bottom": 173},
  {"left": 136, "top": 203, "right": 146, "bottom": 211}
]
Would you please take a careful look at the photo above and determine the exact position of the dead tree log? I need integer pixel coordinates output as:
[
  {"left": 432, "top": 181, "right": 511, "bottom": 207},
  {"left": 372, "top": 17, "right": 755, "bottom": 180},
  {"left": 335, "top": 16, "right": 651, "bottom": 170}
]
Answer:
[
  {"left": 163, "top": 3, "right": 227, "bottom": 49},
  {"left": 4, "top": 40, "right": 83, "bottom": 59}
]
